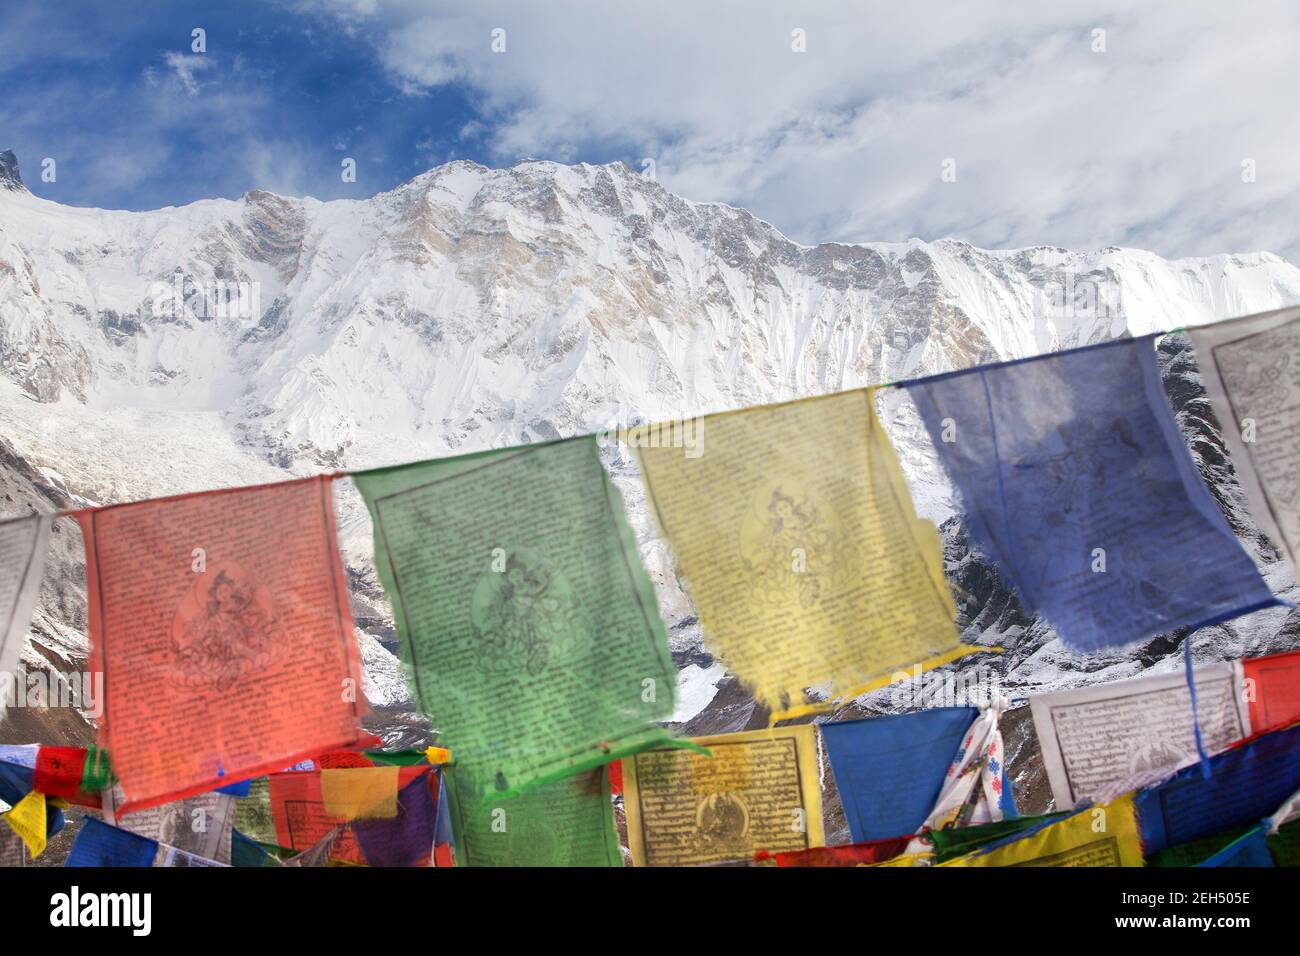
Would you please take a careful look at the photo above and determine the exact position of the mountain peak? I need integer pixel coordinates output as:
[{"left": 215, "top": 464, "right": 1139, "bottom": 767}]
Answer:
[{"left": 0, "top": 150, "right": 25, "bottom": 192}]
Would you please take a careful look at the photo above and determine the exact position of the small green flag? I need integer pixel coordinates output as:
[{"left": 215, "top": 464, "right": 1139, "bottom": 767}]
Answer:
[
  {"left": 444, "top": 764, "right": 622, "bottom": 867},
  {"left": 354, "top": 437, "right": 677, "bottom": 799}
]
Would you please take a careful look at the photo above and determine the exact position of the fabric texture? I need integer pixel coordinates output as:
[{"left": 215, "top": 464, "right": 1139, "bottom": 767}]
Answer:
[
  {"left": 1244, "top": 649, "right": 1300, "bottom": 734},
  {"left": 904, "top": 336, "right": 1280, "bottom": 652},
  {"left": 635, "top": 390, "right": 980, "bottom": 720},
  {"left": 355, "top": 437, "right": 676, "bottom": 800},
  {"left": 76, "top": 476, "right": 366, "bottom": 813},
  {"left": 821, "top": 707, "right": 977, "bottom": 843},
  {"left": 352, "top": 773, "right": 439, "bottom": 867}
]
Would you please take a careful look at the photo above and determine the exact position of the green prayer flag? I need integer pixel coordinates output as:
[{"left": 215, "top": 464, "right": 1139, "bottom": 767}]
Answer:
[
  {"left": 444, "top": 764, "right": 622, "bottom": 867},
  {"left": 1268, "top": 820, "right": 1300, "bottom": 866},
  {"left": 355, "top": 437, "right": 677, "bottom": 798},
  {"left": 1147, "top": 825, "right": 1251, "bottom": 867},
  {"left": 78, "top": 746, "right": 114, "bottom": 794},
  {"left": 929, "top": 812, "right": 1066, "bottom": 862}
]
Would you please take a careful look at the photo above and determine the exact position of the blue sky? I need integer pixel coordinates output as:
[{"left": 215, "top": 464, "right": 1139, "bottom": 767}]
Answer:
[{"left": 3, "top": 1, "right": 1299, "bottom": 263}]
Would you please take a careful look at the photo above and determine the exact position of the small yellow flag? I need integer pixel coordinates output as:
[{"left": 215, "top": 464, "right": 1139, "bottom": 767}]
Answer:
[
  {"left": 942, "top": 795, "right": 1144, "bottom": 867},
  {"left": 319, "top": 766, "right": 402, "bottom": 821},
  {"left": 635, "top": 389, "right": 981, "bottom": 721},
  {"left": 2, "top": 791, "right": 47, "bottom": 858}
]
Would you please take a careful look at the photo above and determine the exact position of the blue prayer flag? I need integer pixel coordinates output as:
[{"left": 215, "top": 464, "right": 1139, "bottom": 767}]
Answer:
[
  {"left": 1136, "top": 722, "right": 1300, "bottom": 854},
  {"left": 903, "top": 336, "right": 1281, "bottom": 652},
  {"left": 821, "top": 707, "right": 976, "bottom": 842},
  {"left": 66, "top": 817, "right": 158, "bottom": 867},
  {"left": 353, "top": 773, "right": 438, "bottom": 867}
]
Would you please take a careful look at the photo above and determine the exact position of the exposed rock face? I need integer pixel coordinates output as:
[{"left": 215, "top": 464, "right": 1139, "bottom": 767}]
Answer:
[{"left": 0, "top": 154, "right": 1296, "bottom": 827}]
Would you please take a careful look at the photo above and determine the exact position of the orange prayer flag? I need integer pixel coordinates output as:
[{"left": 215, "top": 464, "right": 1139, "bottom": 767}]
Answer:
[{"left": 77, "top": 476, "right": 367, "bottom": 814}]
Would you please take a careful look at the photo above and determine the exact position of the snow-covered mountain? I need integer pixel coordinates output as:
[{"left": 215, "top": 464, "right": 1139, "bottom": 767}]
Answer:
[{"left": 1, "top": 149, "right": 1297, "bottom": 814}]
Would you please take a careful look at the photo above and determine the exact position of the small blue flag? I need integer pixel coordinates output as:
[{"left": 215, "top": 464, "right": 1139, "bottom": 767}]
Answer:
[{"left": 66, "top": 817, "right": 158, "bottom": 868}]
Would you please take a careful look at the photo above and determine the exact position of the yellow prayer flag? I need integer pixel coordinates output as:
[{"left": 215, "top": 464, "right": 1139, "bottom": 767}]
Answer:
[
  {"left": 941, "top": 795, "right": 1144, "bottom": 867},
  {"left": 2, "top": 790, "right": 47, "bottom": 858},
  {"left": 635, "top": 389, "right": 980, "bottom": 721},
  {"left": 622, "top": 725, "right": 824, "bottom": 866},
  {"left": 866, "top": 852, "right": 932, "bottom": 867},
  {"left": 319, "top": 766, "right": 401, "bottom": 821}
]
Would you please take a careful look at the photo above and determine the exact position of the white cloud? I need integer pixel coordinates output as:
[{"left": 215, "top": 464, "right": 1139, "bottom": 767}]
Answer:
[
  {"left": 163, "top": 51, "right": 215, "bottom": 96},
  {"left": 305, "top": 0, "right": 1300, "bottom": 263}
]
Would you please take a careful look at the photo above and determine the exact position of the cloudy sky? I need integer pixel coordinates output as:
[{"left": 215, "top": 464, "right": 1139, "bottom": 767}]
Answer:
[{"left": 3, "top": 1, "right": 1299, "bottom": 262}]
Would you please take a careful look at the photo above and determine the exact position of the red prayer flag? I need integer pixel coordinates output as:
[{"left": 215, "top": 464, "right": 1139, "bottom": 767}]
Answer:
[
  {"left": 33, "top": 746, "right": 87, "bottom": 799},
  {"left": 77, "top": 476, "right": 367, "bottom": 814},
  {"left": 1244, "top": 649, "right": 1300, "bottom": 734},
  {"left": 756, "top": 836, "right": 913, "bottom": 867}
]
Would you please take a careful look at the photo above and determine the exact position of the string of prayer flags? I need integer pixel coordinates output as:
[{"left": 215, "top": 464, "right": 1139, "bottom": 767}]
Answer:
[
  {"left": 915, "top": 702, "right": 1015, "bottom": 833},
  {"left": 1031, "top": 662, "right": 1251, "bottom": 809},
  {"left": 1195, "top": 826, "right": 1275, "bottom": 868},
  {"left": 904, "top": 336, "right": 1281, "bottom": 652},
  {"left": 1135, "top": 721, "right": 1300, "bottom": 855},
  {"left": 634, "top": 390, "right": 981, "bottom": 722},
  {"left": 1243, "top": 649, "right": 1300, "bottom": 733},
  {"left": 355, "top": 437, "right": 677, "bottom": 799},
  {"left": 0, "top": 514, "right": 51, "bottom": 717},
  {"left": 76, "top": 475, "right": 367, "bottom": 814},
  {"left": 821, "top": 707, "right": 976, "bottom": 843},
  {"left": 621, "top": 725, "right": 824, "bottom": 867},
  {"left": 444, "top": 763, "right": 621, "bottom": 867},
  {"left": 755, "top": 835, "right": 911, "bottom": 867},
  {"left": 942, "top": 796, "right": 1144, "bottom": 867},
  {"left": 1188, "top": 307, "right": 1300, "bottom": 577}
]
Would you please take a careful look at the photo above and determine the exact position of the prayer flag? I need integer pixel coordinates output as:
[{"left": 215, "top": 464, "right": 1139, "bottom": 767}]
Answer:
[
  {"left": 76, "top": 476, "right": 366, "bottom": 813},
  {"left": 2, "top": 790, "right": 47, "bottom": 857},
  {"left": 33, "top": 746, "right": 88, "bottom": 799},
  {"left": 66, "top": 817, "right": 159, "bottom": 867},
  {"left": 918, "top": 704, "right": 1015, "bottom": 832},
  {"left": 821, "top": 707, "right": 976, "bottom": 843},
  {"left": 102, "top": 783, "right": 237, "bottom": 864},
  {"left": 1243, "top": 649, "right": 1300, "bottom": 733},
  {"left": 621, "top": 725, "right": 824, "bottom": 867},
  {"left": 0, "top": 514, "right": 50, "bottom": 717},
  {"left": 1135, "top": 721, "right": 1300, "bottom": 854},
  {"left": 355, "top": 437, "right": 676, "bottom": 798},
  {"left": 444, "top": 763, "right": 622, "bottom": 867},
  {"left": 904, "top": 336, "right": 1280, "bottom": 651},
  {"left": 943, "top": 796, "right": 1143, "bottom": 867},
  {"left": 1031, "top": 662, "right": 1251, "bottom": 808},
  {"left": 1188, "top": 307, "right": 1300, "bottom": 577},
  {"left": 634, "top": 390, "right": 977, "bottom": 721},
  {"left": 352, "top": 773, "right": 440, "bottom": 867}
]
